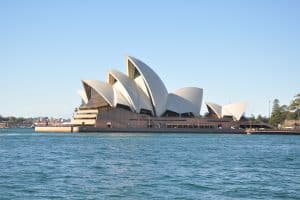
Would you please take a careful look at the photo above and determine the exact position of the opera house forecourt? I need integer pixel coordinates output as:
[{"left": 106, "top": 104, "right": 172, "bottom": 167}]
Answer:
[{"left": 36, "top": 56, "right": 261, "bottom": 133}]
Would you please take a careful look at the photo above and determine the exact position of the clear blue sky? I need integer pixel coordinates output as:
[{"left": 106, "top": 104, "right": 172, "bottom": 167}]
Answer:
[{"left": 0, "top": 0, "right": 299, "bottom": 118}]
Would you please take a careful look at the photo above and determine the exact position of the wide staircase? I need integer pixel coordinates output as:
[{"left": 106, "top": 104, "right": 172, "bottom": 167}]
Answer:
[{"left": 71, "top": 109, "right": 98, "bottom": 126}]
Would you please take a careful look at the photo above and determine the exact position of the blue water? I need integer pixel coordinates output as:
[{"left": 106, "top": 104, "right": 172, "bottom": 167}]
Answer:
[{"left": 0, "top": 129, "right": 299, "bottom": 199}]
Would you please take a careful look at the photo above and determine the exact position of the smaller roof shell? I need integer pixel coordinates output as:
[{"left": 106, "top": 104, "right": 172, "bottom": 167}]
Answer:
[
  {"left": 174, "top": 87, "right": 203, "bottom": 116},
  {"left": 206, "top": 102, "right": 247, "bottom": 121},
  {"left": 206, "top": 102, "right": 222, "bottom": 118},
  {"left": 82, "top": 80, "right": 114, "bottom": 107},
  {"left": 77, "top": 90, "right": 88, "bottom": 104},
  {"left": 166, "top": 94, "right": 200, "bottom": 116},
  {"left": 222, "top": 102, "right": 248, "bottom": 121}
]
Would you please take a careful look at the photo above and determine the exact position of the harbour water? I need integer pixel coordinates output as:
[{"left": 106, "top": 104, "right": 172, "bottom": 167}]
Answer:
[{"left": 0, "top": 129, "right": 299, "bottom": 199}]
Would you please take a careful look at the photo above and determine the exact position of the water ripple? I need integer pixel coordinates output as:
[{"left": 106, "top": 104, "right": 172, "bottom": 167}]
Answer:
[{"left": 0, "top": 130, "right": 299, "bottom": 199}]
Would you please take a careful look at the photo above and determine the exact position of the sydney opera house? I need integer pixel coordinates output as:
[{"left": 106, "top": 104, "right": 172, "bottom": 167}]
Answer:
[{"left": 71, "top": 56, "right": 248, "bottom": 130}]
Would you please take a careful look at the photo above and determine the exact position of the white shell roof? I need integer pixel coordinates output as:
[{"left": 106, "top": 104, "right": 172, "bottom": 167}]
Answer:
[
  {"left": 82, "top": 80, "right": 114, "bottom": 107},
  {"left": 78, "top": 56, "right": 205, "bottom": 117},
  {"left": 77, "top": 90, "right": 88, "bottom": 104},
  {"left": 127, "top": 56, "right": 169, "bottom": 116},
  {"left": 174, "top": 87, "right": 203, "bottom": 116},
  {"left": 222, "top": 102, "right": 248, "bottom": 121},
  {"left": 108, "top": 70, "right": 153, "bottom": 113},
  {"left": 206, "top": 102, "right": 222, "bottom": 118},
  {"left": 206, "top": 102, "right": 247, "bottom": 121},
  {"left": 166, "top": 94, "right": 201, "bottom": 116},
  {"left": 83, "top": 79, "right": 133, "bottom": 109},
  {"left": 112, "top": 86, "right": 131, "bottom": 108}
]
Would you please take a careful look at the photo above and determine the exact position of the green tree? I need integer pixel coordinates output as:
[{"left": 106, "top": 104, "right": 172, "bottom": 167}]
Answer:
[
  {"left": 245, "top": 114, "right": 255, "bottom": 122},
  {"left": 256, "top": 115, "right": 269, "bottom": 123},
  {"left": 269, "top": 99, "right": 287, "bottom": 127},
  {"left": 286, "top": 112, "right": 297, "bottom": 120},
  {"left": 289, "top": 93, "right": 300, "bottom": 119}
]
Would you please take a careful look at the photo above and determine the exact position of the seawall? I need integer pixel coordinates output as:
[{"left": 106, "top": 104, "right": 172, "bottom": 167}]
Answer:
[
  {"left": 35, "top": 126, "right": 300, "bottom": 135},
  {"left": 35, "top": 126, "right": 244, "bottom": 134},
  {"left": 35, "top": 126, "right": 80, "bottom": 133}
]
